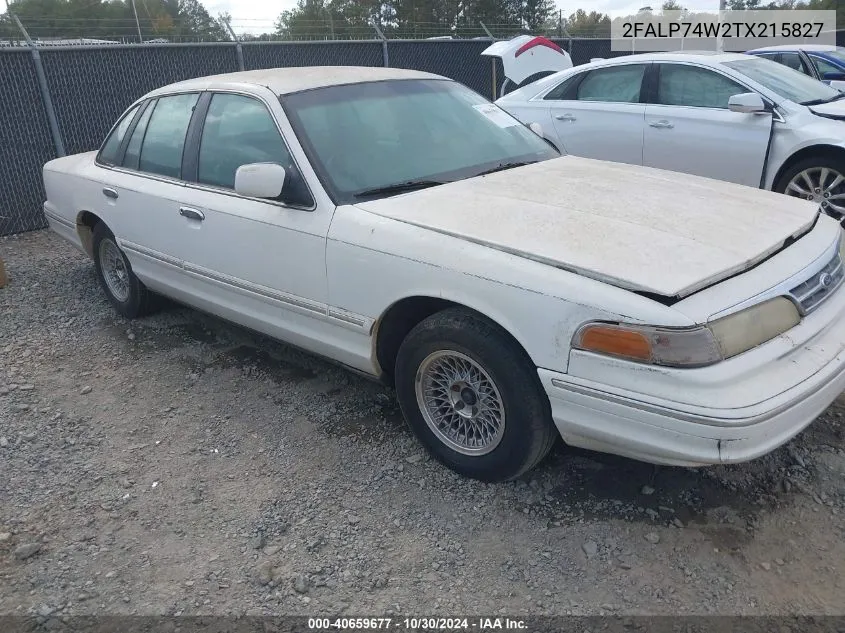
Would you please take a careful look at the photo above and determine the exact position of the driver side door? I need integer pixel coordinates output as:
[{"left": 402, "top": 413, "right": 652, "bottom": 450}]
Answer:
[
  {"left": 172, "top": 90, "right": 339, "bottom": 355},
  {"left": 642, "top": 62, "right": 772, "bottom": 188}
]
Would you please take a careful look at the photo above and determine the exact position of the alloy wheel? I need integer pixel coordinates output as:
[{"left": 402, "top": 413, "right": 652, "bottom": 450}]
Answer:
[
  {"left": 785, "top": 166, "right": 845, "bottom": 218},
  {"left": 414, "top": 350, "right": 506, "bottom": 456},
  {"left": 99, "top": 238, "right": 131, "bottom": 302}
]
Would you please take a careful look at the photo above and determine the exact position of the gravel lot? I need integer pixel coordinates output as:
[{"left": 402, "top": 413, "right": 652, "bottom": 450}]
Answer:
[{"left": 1, "top": 229, "right": 844, "bottom": 619}]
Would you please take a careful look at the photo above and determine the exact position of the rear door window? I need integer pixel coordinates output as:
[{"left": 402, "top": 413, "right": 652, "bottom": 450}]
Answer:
[
  {"left": 122, "top": 102, "right": 154, "bottom": 171},
  {"left": 137, "top": 93, "right": 199, "bottom": 179},
  {"left": 575, "top": 65, "right": 647, "bottom": 103}
]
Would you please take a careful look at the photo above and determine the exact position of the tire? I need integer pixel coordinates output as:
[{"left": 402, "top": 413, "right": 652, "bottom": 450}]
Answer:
[
  {"left": 774, "top": 155, "right": 845, "bottom": 220},
  {"left": 394, "top": 307, "right": 557, "bottom": 482},
  {"left": 92, "top": 222, "right": 156, "bottom": 318}
]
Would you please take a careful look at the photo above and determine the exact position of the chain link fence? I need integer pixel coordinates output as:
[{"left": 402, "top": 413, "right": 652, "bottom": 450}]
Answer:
[{"left": 4, "top": 31, "right": 845, "bottom": 236}]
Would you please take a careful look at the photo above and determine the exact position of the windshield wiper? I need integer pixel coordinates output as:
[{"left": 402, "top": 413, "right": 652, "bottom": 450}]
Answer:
[
  {"left": 802, "top": 93, "right": 845, "bottom": 106},
  {"left": 474, "top": 160, "right": 537, "bottom": 177},
  {"left": 353, "top": 180, "right": 444, "bottom": 198}
]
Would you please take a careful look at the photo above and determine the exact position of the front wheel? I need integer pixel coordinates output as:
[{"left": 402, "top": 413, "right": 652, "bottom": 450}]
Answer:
[
  {"left": 775, "top": 157, "right": 845, "bottom": 220},
  {"left": 394, "top": 307, "right": 557, "bottom": 482}
]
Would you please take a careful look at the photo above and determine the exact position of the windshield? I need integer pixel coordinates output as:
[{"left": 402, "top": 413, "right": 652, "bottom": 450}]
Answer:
[
  {"left": 818, "top": 48, "right": 845, "bottom": 65},
  {"left": 282, "top": 79, "right": 559, "bottom": 203},
  {"left": 723, "top": 56, "right": 841, "bottom": 104}
]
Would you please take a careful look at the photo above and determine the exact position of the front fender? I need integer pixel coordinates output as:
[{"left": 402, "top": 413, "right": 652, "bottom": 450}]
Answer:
[
  {"left": 766, "top": 120, "right": 845, "bottom": 190},
  {"left": 326, "top": 206, "right": 693, "bottom": 375}
]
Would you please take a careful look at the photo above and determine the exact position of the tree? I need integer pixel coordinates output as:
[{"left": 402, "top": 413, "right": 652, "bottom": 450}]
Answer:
[
  {"left": 173, "top": 0, "right": 228, "bottom": 40},
  {"left": 565, "top": 9, "right": 610, "bottom": 37},
  {"left": 274, "top": 0, "right": 559, "bottom": 40},
  {"left": 0, "top": 0, "right": 227, "bottom": 41},
  {"left": 520, "top": 0, "right": 555, "bottom": 31}
]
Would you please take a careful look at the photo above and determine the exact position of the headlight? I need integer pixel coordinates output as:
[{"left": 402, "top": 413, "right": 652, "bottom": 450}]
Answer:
[
  {"left": 573, "top": 297, "right": 801, "bottom": 368},
  {"left": 708, "top": 297, "right": 800, "bottom": 359}
]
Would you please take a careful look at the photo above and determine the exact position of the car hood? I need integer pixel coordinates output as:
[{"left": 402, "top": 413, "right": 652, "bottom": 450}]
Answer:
[
  {"left": 354, "top": 156, "right": 818, "bottom": 298},
  {"left": 808, "top": 99, "right": 845, "bottom": 119}
]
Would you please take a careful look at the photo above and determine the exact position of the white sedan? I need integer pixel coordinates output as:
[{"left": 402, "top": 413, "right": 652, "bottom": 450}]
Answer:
[
  {"left": 497, "top": 52, "right": 845, "bottom": 220},
  {"left": 42, "top": 66, "right": 845, "bottom": 481}
]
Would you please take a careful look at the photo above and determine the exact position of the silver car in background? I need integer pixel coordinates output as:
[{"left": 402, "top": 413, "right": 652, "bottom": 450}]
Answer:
[{"left": 497, "top": 52, "right": 845, "bottom": 221}]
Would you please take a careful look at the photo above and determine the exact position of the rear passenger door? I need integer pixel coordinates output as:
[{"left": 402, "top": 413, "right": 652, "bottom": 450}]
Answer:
[
  {"left": 546, "top": 63, "right": 648, "bottom": 166},
  {"left": 96, "top": 92, "right": 201, "bottom": 295}
]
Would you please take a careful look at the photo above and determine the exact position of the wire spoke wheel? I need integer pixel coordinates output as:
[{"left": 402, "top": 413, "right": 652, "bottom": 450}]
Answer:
[
  {"left": 786, "top": 166, "right": 845, "bottom": 218},
  {"left": 414, "top": 350, "right": 505, "bottom": 456},
  {"left": 99, "top": 238, "right": 130, "bottom": 303}
]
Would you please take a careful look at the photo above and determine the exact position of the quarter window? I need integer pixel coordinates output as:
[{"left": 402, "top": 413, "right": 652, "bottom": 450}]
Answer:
[
  {"left": 576, "top": 65, "right": 647, "bottom": 103},
  {"left": 656, "top": 64, "right": 746, "bottom": 109},
  {"left": 137, "top": 93, "right": 198, "bottom": 179},
  {"left": 198, "top": 93, "right": 312, "bottom": 207},
  {"left": 122, "top": 101, "right": 154, "bottom": 171},
  {"left": 99, "top": 104, "right": 140, "bottom": 165}
]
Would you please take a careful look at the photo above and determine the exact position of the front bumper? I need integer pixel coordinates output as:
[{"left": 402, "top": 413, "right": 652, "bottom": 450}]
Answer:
[{"left": 539, "top": 343, "right": 845, "bottom": 467}]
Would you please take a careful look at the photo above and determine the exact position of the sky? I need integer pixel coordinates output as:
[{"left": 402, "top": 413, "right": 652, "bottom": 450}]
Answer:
[{"left": 205, "top": 0, "right": 724, "bottom": 35}]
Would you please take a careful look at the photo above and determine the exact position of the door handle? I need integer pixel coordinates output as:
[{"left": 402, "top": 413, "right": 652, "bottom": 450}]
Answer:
[
  {"left": 649, "top": 120, "right": 674, "bottom": 129},
  {"left": 555, "top": 113, "right": 576, "bottom": 122},
  {"left": 179, "top": 207, "right": 205, "bottom": 222},
  {"left": 102, "top": 187, "right": 118, "bottom": 199}
]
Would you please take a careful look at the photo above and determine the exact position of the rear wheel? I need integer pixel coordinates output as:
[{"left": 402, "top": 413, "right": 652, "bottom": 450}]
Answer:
[
  {"left": 394, "top": 307, "right": 557, "bottom": 482},
  {"left": 92, "top": 222, "right": 156, "bottom": 319},
  {"left": 775, "top": 156, "right": 845, "bottom": 221}
]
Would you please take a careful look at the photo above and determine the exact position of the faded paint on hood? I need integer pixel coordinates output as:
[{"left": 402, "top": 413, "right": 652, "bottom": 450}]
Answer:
[{"left": 354, "top": 156, "right": 818, "bottom": 298}]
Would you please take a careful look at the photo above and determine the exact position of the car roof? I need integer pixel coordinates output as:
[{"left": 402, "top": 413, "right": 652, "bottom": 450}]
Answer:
[
  {"left": 146, "top": 66, "right": 447, "bottom": 98},
  {"left": 577, "top": 50, "right": 749, "bottom": 69},
  {"left": 749, "top": 44, "right": 842, "bottom": 53}
]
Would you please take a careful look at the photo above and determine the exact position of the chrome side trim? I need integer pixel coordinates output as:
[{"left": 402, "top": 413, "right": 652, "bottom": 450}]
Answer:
[
  {"left": 118, "top": 239, "right": 372, "bottom": 333},
  {"left": 44, "top": 208, "right": 75, "bottom": 230},
  {"left": 328, "top": 307, "right": 375, "bottom": 332},
  {"left": 119, "top": 240, "right": 183, "bottom": 269},
  {"left": 183, "top": 261, "right": 327, "bottom": 318}
]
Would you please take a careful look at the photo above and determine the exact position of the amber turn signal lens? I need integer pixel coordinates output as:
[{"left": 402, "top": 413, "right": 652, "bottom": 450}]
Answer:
[{"left": 577, "top": 325, "right": 652, "bottom": 361}]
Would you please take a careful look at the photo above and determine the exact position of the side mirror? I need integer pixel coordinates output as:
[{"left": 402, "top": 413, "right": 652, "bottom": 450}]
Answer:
[
  {"left": 728, "top": 92, "right": 766, "bottom": 114},
  {"left": 528, "top": 122, "right": 544, "bottom": 137},
  {"left": 234, "top": 163, "right": 286, "bottom": 199},
  {"left": 823, "top": 71, "right": 845, "bottom": 81},
  {"left": 829, "top": 80, "right": 845, "bottom": 93}
]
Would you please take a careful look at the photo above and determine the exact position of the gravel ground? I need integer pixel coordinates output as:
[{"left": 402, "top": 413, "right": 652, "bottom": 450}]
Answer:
[{"left": 1, "top": 229, "right": 844, "bottom": 619}]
